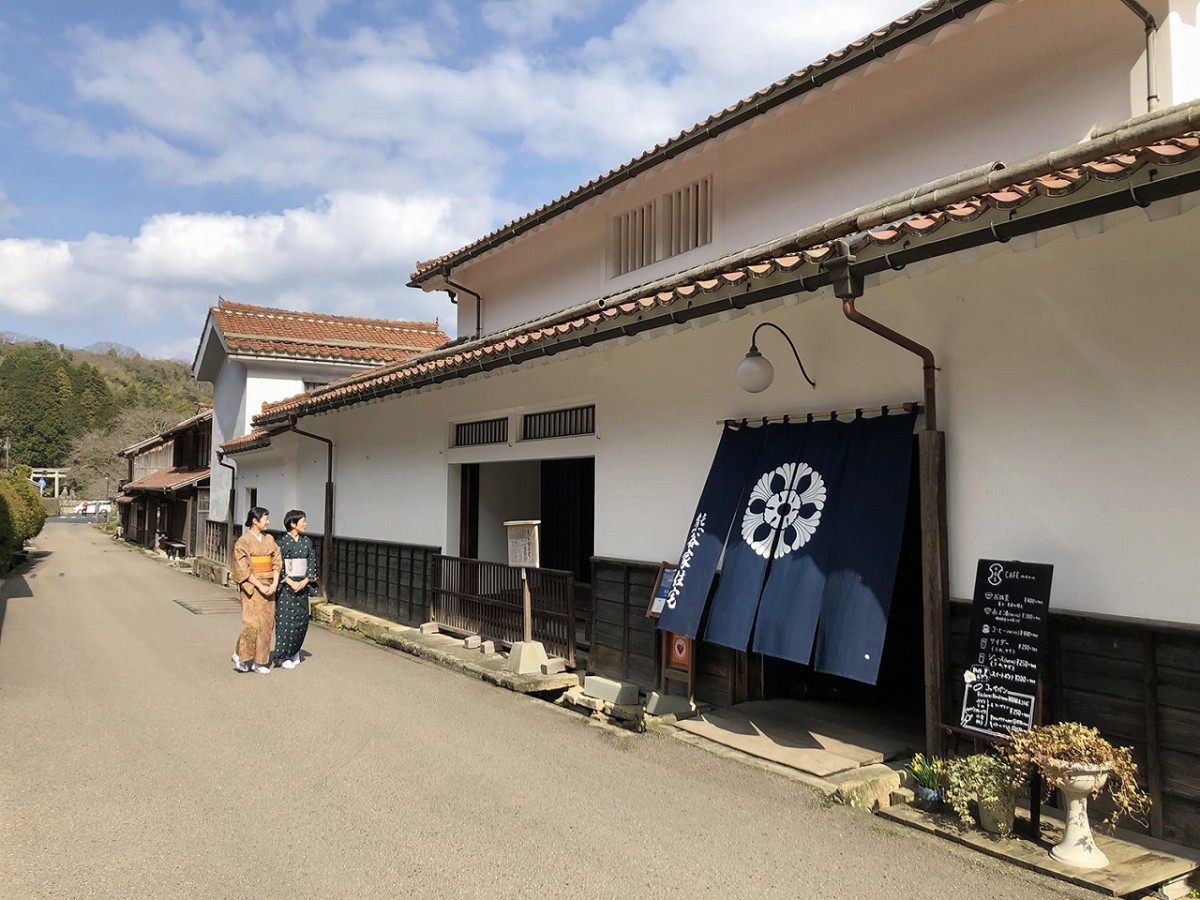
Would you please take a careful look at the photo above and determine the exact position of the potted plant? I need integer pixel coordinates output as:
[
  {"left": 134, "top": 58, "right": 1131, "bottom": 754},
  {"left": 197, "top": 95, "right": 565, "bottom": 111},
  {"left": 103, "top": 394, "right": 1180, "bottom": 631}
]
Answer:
[
  {"left": 999, "top": 722, "right": 1152, "bottom": 869},
  {"left": 944, "top": 753, "right": 1017, "bottom": 836},
  {"left": 907, "top": 753, "right": 946, "bottom": 803}
]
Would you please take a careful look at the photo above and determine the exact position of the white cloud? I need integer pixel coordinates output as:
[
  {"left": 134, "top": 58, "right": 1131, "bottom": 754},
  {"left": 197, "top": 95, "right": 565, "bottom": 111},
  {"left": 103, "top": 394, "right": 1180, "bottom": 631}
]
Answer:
[
  {"left": 0, "top": 191, "right": 486, "bottom": 343},
  {"left": 32, "top": 0, "right": 921, "bottom": 193},
  {"left": 0, "top": 0, "right": 924, "bottom": 354},
  {"left": 480, "top": 0, "right": 602, "bottom": 43}
]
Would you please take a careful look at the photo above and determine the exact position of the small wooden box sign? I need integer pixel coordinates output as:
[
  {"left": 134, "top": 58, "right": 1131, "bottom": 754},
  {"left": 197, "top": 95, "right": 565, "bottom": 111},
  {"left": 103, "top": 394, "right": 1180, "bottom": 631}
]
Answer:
[
  {"left": 503, "top": 520, "right": 540, "bottom": 569},
  {"left": 646, "top": 561, "right": 678, "bottom": 618},
  {"left": 959, "top": 558, "right": 1053, "bottom": 737}
]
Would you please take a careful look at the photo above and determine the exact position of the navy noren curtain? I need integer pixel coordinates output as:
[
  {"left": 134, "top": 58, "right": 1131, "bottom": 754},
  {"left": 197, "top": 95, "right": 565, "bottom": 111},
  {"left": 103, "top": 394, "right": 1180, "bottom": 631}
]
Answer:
[
  {"left": 812, "top": 410, "right": 917, "bottom": 683},
  {"left": 703, "top": 422, "right": 810, "bottom": 651},
  {"left": 655, "top": 424, "right": 763, "bottom": 640},
  {"left": 750, "top": 419, "right": 852, "bottom": 664},
  {"left": 664, "top": 411, "right": 917, "bottom": 685}
]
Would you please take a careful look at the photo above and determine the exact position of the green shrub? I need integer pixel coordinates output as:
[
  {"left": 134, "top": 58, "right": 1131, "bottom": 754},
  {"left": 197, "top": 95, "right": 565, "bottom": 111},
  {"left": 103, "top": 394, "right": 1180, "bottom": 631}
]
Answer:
[{"left": 0, "top": 466, "right": 45, "bottom": 569}]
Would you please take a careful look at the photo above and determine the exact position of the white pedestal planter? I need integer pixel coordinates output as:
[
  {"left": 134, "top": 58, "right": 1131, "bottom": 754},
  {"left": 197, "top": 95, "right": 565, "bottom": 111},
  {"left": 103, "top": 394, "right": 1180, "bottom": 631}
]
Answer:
[{"left": 1047, "top": 763, "right": 1111, "bottom": 869}]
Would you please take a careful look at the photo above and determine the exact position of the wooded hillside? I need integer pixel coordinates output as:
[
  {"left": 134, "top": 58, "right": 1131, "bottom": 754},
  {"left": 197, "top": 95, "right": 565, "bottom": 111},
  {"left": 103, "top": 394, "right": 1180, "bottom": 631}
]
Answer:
[{"left": 0, "top": 338, "right": 211, "bottom": 496}]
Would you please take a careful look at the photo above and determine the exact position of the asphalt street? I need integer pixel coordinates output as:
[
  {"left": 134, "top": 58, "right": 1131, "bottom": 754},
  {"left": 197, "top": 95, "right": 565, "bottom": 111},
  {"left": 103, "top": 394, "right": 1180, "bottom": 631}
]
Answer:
[{"left": 0, "top": 522, "right": 1088, "bottom": 899}]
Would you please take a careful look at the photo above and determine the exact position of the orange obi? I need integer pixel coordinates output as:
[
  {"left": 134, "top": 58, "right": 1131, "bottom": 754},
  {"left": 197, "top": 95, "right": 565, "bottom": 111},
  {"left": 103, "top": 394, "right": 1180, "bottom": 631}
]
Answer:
[{"left": 250, "top": 554, "right": 275, "bottom": 585}]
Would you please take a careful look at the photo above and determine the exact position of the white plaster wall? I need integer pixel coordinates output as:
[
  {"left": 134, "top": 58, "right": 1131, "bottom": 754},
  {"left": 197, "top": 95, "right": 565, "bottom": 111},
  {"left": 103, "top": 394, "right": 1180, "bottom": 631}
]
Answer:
[
  {"left": 477, "top": 461, "right": 541, "bottom": 564},
  {"left": 1161, "top": 2, "right": 1200, "bottom": 106},
  {"left": 245, "top": 370, "right": 307, "bottom": 428},
  {"left": 451, "top": 0, "right": 1145, "bottom": 334},
  {"left": 208, "top": 361, "right": 246, "bottom": 522},
  {"left": 280, "top": 198, "right": 1200, "bottom": 626}
]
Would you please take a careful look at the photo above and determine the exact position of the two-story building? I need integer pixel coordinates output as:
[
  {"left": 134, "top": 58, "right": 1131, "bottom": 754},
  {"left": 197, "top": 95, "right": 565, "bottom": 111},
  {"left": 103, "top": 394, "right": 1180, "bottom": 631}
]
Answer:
[
  {"left": 191, "top": 298, "right": 448, "bottom": 581},
  {"left": 219, "top": 0, "right": 1200, "bottom": 846},
  {"left": 116, "top": 406, "right": 212, "bottom": 555}
]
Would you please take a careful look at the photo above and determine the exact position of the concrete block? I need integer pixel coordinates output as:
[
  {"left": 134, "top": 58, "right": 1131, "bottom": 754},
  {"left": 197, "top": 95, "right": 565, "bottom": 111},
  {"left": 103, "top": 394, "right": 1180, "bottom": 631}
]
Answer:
[
  {"left": 505, "top": 641, "right": 549, "bottom": 675},
  {"left": 569, "top": 693, "right": 606, "bottom": 712},
  {"left": 582, "top": 676, "right": 638, "bottom": 705},
  {"left": 418, "top": 622, "right": 440, "bottom": 635},
  {"left": 463, "top": 635, "right": 481, "bottom": 649},
  {"left": 479, "top": 641, "right": 495, "bottom": 654},
  {"left": 645, "top": 691, "right": 695, "bottom": 718},
  {"left": 830, "top": 764, "right": 903, "bottom": 812},
  {"left": 540, "top": 658, "right": 567, "bottom": 675},
  {"left": 889, "top": 787, "right": 915, "bottom": 807}
]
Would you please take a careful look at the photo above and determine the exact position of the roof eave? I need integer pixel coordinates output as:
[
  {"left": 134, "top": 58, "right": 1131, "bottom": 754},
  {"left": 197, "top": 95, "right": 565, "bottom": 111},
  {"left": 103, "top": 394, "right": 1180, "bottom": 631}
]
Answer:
[{"left": 409, "top": 0, "right": 999, "bottom": 285}]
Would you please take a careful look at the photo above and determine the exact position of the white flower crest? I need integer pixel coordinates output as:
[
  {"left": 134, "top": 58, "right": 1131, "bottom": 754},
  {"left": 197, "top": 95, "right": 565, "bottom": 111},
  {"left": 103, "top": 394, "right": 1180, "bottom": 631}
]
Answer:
[{"left": 741, "top": 461, "right": 826, "bottom": 559}]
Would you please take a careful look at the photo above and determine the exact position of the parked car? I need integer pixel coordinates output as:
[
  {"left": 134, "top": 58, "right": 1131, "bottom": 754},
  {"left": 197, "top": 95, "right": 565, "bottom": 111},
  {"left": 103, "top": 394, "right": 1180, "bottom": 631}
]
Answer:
[{"left": 71, "top": 500, "right": 113, "bottom": 516}]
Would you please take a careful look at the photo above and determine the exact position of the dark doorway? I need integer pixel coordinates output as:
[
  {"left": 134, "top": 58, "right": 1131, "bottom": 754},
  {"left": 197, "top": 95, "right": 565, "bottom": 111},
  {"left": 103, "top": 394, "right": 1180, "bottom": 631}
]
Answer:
[
  {"left": 757, "top": 437, "right": 925, "bottom": 716},
  {"left": 459, "top": 463, "right": 479, "bottom": 558},
  {"left": 539, "top": 458, "right": 594, "bottom": 582}
]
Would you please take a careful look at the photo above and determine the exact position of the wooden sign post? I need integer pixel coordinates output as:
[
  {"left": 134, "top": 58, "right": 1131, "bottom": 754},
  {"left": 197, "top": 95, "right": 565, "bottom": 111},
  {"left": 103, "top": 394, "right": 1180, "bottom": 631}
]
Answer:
[{"left": 503, "top": 520, "right": 546, "bottom": 673}]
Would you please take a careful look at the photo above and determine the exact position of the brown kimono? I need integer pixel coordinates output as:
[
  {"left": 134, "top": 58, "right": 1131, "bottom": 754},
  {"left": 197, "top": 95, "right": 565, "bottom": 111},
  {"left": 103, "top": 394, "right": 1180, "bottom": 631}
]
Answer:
[{"left": 232, "top": 530, "right": 282, "bottom": 667}]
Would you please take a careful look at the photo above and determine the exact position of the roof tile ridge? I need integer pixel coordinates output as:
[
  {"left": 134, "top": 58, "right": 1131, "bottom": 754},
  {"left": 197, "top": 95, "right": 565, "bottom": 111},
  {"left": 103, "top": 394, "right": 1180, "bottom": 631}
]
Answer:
[{"left": 214, "top": 299, "right": 443, "bottom": 334}]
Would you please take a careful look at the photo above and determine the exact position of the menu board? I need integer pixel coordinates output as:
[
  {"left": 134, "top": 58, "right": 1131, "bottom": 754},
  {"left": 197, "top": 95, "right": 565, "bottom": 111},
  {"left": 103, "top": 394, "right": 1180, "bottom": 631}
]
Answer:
[{"left": 959, "top": 559, "right": 1053, "bottom": 737}]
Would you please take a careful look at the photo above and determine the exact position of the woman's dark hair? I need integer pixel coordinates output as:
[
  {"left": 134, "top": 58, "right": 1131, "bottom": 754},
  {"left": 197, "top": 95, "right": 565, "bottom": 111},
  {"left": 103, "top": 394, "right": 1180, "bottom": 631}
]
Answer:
[
  {"left": 283, "top": 509, "right": 306, "bottom": 531},
  {"left": 245, "top": 506, "right": 270, "bottom": 528}
]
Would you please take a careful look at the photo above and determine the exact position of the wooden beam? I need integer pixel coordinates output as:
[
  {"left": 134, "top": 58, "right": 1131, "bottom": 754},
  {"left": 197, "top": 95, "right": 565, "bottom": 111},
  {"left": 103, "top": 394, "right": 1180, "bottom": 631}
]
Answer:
[{"left": 919, "top": 430, "right": 949, "bottom": 758}]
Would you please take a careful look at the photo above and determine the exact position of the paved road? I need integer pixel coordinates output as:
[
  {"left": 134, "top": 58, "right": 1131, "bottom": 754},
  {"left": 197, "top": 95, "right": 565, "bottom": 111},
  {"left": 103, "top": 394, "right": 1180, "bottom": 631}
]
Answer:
[{"left": 1, "top": 523, "right": 1085, "bottom": 899}]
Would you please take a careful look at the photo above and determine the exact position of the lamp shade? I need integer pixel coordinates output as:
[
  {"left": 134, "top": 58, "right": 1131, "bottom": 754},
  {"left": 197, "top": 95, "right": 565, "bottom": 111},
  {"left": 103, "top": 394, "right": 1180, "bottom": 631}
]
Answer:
[{"left": 736, "top": 350, "right": 774, "bottom": 393}]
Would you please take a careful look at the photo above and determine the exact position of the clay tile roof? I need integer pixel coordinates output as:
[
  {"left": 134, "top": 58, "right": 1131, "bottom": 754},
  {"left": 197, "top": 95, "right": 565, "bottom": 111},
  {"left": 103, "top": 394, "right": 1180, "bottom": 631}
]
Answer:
[
  {"left": 123, "top": 467, "right": 210, "bottom": 493},
  {"left": 211, "top": 298, "right": 449, "bottom": 365},
  {"left": 219, "top": 429, "right": 275, "bottom": 455},
  {"left": 252, "top": 120, "right": 1200, "bottom": 429},
  {"left": 409, "top": 0, "right": 992, "bottom": 284},
  {"left": 160, "top": 408, "right": 213, "bottom": 438}
]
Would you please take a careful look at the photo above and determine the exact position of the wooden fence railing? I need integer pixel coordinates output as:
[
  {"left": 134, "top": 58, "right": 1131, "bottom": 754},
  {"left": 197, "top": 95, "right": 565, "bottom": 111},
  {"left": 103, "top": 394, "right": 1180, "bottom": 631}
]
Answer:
[
  {"left": 431, "top": 555, "right": 576, "bottom": 667},
  {"left": 203, "top": 521, "right": 229, "bottom": 566}
]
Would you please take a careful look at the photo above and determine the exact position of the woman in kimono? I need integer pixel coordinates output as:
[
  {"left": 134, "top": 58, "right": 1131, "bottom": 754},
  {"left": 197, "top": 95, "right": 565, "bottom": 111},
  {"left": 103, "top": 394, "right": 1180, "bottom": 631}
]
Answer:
[
  {"left": 274, "top": 509, "right": 317, "bottom": 669},
  {"left": 231, "top": 507, "right": 281, "bottom": 674}
]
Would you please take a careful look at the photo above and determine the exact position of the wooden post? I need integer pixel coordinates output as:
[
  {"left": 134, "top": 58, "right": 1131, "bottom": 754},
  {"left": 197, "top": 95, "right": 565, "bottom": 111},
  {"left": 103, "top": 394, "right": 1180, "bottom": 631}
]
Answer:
[
  {"left": 919, "top": 430, "right": 949, "bottom": 758},
  {"left": 521, "top": 567, "right": 533, "bottom": 643}
]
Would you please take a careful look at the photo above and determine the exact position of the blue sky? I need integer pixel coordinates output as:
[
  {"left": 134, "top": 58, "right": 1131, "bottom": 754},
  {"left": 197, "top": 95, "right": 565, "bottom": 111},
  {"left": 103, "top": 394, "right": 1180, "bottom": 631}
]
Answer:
[{"left": 0, "top": 0, "right": 919, "bottom": 359}]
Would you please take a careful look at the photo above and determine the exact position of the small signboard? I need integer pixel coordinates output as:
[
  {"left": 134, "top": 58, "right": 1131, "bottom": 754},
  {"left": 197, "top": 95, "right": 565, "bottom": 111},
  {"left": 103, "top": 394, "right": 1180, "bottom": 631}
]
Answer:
[
  {"left": 503, "top": 520, "right": 540, "bottom": 569},
  {"left": 646, "top": 561, "right": 678, "bottom": 618},
  {"left": 660, "top": 630, "right": 695, "bottom": 701},
  {"left": 959, "top": 559, "right": 1053, "bottom": 737}
]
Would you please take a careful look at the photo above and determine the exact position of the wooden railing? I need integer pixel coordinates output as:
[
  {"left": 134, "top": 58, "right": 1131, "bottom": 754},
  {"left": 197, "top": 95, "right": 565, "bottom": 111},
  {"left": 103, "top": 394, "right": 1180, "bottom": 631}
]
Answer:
[
  {"left": 431, "top": 555, "right": 576, "bottom": 667},
  {"left": 327, "top": 537, "right": 437, "bottom": 628},
  {"left": 203, "top": 521, "right": 229, "bottom": 566}
]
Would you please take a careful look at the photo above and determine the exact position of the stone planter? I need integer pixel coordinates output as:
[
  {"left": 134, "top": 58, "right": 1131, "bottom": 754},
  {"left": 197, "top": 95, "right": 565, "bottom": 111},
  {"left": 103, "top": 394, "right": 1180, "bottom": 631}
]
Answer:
[
  {"left": 1045, "top": 761, "right": 1111, "bottom": 869},
  {"left": 977, "top": 794, "right": 1016, "bottom": 836}
]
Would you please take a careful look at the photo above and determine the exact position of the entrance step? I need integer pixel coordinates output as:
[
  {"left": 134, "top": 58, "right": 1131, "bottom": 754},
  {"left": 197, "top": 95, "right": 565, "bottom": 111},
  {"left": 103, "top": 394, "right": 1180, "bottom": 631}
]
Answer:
[{"left": 672, "top": 699, "right": 922, "bottom": 779}]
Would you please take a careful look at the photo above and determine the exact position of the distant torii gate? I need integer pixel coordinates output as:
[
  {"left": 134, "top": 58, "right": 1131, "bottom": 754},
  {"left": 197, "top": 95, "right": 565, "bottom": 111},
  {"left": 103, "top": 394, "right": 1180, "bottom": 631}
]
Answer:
[{"left": 30, "top": 468, "right": 71, "bottom": 497}]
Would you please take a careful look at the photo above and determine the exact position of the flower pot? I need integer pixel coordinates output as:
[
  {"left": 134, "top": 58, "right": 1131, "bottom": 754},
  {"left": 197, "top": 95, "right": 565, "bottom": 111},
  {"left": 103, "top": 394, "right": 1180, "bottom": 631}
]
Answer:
[
  {"left": 977, "top": 794, "right": 1015, "bottom": 836},
  {"left": 1045, "top": 762, "right": 1111, "bottom": 869},
  {"left": 914, "top": 785, "right": 942, "bottom": 803}
]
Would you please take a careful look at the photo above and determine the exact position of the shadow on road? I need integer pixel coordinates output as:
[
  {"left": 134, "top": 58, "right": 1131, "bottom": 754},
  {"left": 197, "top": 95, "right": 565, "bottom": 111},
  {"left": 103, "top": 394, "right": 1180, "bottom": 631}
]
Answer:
[{"left": 0, "top": 548, "right": 52, "bottom": 646}]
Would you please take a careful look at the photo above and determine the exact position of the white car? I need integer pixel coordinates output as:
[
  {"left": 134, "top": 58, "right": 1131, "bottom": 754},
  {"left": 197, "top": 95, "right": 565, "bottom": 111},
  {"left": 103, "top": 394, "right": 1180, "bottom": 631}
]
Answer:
[{"left": 71, "top": 500, "right": 113, "bottom": 516}]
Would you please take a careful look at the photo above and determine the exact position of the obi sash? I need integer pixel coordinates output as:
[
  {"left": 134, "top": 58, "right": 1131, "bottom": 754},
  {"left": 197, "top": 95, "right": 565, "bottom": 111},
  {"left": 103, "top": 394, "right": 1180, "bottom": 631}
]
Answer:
[{"left": 250, "top": 554, "right": 275, "bottom": 584}]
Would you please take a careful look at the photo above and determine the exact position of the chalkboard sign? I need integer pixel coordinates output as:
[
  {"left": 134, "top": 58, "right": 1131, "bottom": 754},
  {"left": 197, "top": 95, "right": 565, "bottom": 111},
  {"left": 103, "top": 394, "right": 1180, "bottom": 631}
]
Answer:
[{"left": 959, "top": 559, "right": 1053, "bottom": 737}]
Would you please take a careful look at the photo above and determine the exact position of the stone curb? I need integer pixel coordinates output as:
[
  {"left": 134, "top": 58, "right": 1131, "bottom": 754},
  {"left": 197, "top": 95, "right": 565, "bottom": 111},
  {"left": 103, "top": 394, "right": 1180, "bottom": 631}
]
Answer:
[{"left": 310, "top": 601, "right": 579, "bottom": 695}]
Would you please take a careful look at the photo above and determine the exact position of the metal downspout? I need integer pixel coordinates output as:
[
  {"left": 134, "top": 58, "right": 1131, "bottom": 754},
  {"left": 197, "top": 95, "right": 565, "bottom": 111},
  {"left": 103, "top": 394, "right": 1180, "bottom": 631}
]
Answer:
[
  {"left": 824, "top": 241, "right": 938, "bottom": 430},
  {"left": 216, "top": 450, "right": 238, "bottom": 568},
  {"left": 823, "top": 239, "right": 946, "bottom": 759},
  {"left": 287, "top": 416, "right": 335, "bottom": 595},
  {"left": 1118, "top": 0, "right": 1159, "bottom": 112},
  {"left": 443, "top": 275, "right": 482, "bottom": 340}
]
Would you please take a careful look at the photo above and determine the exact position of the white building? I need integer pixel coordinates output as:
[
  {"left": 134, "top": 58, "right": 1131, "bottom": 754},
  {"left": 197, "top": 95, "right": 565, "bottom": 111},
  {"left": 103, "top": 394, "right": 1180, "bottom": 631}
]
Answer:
[{"left": 219, "top": 0, "right": 1200, "bottom": 846}]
